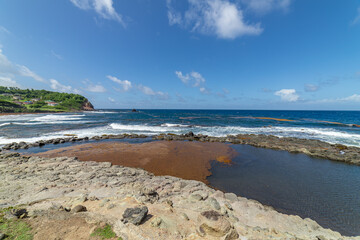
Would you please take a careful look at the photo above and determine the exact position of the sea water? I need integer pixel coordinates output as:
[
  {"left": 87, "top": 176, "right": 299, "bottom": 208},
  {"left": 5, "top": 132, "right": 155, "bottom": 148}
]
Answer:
[{"left": 1, "top": 109, "right": 360, "bottom": 146}]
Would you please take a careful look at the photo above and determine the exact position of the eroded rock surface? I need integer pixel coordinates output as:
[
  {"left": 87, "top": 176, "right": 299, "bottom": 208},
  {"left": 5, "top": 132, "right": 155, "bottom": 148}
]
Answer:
[{"left": 0, "top": 152, "right": 358, "bottom": 240}]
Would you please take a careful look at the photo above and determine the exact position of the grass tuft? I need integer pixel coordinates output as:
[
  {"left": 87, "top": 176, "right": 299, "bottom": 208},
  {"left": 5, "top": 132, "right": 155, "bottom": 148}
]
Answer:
[
  {"left": 91, "top": 224, "right": 121, "bottom": 240},
  {"left": 0, "top": 207, "right": 33, "bottom": 240}
]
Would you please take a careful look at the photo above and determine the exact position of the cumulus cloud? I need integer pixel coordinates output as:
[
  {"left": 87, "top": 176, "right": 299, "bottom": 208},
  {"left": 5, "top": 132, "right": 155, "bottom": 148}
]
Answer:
[
  {"left": 167, "top": 0, "right": 262, "bottom": 39},
  {"left": 340, "top": 94, "right": 360, "bottom": 102},
  {"left": 351, "top": 7, "right": 360, "bottom": 25},
  {"left": 82, "top": 79, "right": 106, "bottom": 92},
  {"left": 108, "top": 75, "right": 168, "bottom": 99},
  {"left": 70, "top": 0, "right": 125, "bottom": 26},
  {"left": 0, "top": 76, "right": 20, "bottom": 87},
  {"left": 108, "top": 75, "right": 132, "bottom": 91},
  {"left": 138, "top": 84, "right": 169, "bottom": 99},
  {"left": 0, "top": 48, "right": 46, "bottom": 84},
  {"left": 242, "top": 0, "right": 292, "bottom": 14},
  {"left": 176, "top": 71, "right": 209, "bottom": 93},
  {"left": 50, "top": 79, "right": 80, "bottom": 94},
  {"left": 274, "top": 89, "right": 299, "bottom": 102}
]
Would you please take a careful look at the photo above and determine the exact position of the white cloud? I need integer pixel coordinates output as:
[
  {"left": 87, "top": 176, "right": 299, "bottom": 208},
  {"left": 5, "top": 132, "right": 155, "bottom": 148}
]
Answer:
[
  {"left": 168, "top": 0, "right": 262, "bottom": 39},
  {"left": 70, "top": 0, "right": 125, "bottom": 26},
  {"left": 242, "top": 0, "right": 292, "bottom": 14},
  {"left": 351, "top": 7, "right": 360, "bottom": 25},
  {"left": 138, "top": 84, "right": 169, "bottom": 99},
  {"left": 340, "top": 94, "right": 360, "bottom": 102},
  {"left": 51, "top": 50, "right": 63, "bottom": 60},
  {"left": 108, "top": 97, "right": 115, "bottom": 103},
  {"left": 0, "top": 76, "right": 20, "bottom": 87},
  {"left": 304, "top": 84, "right": 319, "bottom": 92},
  {"left": 0, "top": 26, "right": 10, "bottom": 35},
  {"left": 0, "top": 48, "right": 46, "bottom": 84},
  {"left": 167, "top": 0, "right": 183, "bottom": 25},
  {"left": 50, "top": 79, "right": 80, "bottom": 94},
  {"left": 274, "top": 89, "right": 299, "bottom": 102},
  {"left": 176, "top": 70, "right": 209, "bottom": 93},
  {"left": 82, "top": 79, "right": 106, "bottom": 92},
  {"left": 108, "top": 75, "right": 168, "bottom": 99},
  {"left": 108, "top": 75, "right": 132, "bottom": 91}
]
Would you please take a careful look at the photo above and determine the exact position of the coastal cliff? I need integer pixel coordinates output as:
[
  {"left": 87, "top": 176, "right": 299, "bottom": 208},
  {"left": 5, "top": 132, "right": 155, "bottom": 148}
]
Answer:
[
  {"left": 0, "top": 152, "right": 357, "bottom": 240},
  {"left": 0, "top": 86, "right": 94, "bottom": 113}
]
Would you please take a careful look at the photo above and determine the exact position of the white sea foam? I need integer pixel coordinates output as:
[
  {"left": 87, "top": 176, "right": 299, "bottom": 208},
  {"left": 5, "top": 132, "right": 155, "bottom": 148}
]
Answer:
[
  {"left": 110, "top": 123, "right": 183, "bottom": 133},
  {"left": 0, "top": 123, "right": 11, "bottom": 127},
  {"left": 160, "top": 123, "right": 191, "bottom": 128},
  {"left": 31, "top": 114, "right": 85, "bottom": 122},
  {"left": 1, "top": 121, "right": 360, "bottom": 147},
  {"left": 86, "top": 111, "right": 117, "bottom": 114}
]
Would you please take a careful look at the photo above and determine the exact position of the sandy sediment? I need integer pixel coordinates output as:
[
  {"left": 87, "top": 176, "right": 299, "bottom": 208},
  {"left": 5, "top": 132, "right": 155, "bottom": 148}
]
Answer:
[
  {"left": 31, "top": 141, "right": 237, "bottom": 183},
  {"left": 1, "top": 152, "right": 357, "bottom": 240}
]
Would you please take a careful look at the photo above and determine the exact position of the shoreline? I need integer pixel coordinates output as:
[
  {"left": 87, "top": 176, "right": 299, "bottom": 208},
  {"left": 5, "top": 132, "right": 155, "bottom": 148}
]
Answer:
[
  {"left": 0, "top": 151, "right": 357, "bottom": 239},
  {"left": 0, "top": 110, "right": 95, "bottom": 117},
  {"left": 2, "top": 132, "right": 360, "bottom": 166}
]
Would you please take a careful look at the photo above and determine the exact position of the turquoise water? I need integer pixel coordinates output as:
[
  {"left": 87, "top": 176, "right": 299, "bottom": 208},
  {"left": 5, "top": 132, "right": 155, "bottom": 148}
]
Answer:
[{"left": 1, "top": 109, "right": 360, "bottom": 146}]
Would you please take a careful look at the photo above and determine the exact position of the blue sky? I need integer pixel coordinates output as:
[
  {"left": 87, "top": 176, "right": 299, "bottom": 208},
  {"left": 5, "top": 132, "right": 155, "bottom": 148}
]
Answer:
[{"left": 0, "top": 0, "right": 360, "bottom": 110}]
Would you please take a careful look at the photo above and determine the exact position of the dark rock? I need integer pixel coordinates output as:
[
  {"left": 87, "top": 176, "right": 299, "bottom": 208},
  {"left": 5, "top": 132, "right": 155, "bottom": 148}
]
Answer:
[
  {"left": 0, "top": 232, "right": 5, "bottom": 240},
  {"left": 9, "top": 208, "right": 28, "bottom": 219},
  {"left": 201, "top": 210, "right": 221, "bottom": 221},
  {"left": 122, "top": 206, "right": 148, "bottom": 225},
  {"left": 132, "top": 109, "right": 137, "bottom": 112},
  {"left": 71, "top": 205, "right": 87, "bottom": 213},
  {"left": 185, "top": 131, "right": 195, "bottom": 137}
]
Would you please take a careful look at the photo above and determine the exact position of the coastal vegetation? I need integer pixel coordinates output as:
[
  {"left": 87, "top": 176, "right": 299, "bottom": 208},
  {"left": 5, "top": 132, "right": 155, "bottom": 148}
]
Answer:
[
  {"left": 0, "top": 87, "right": 93, "bottom": 113},
  {"left": 0, "top": 207, "right": 33, "bottom": 240}
]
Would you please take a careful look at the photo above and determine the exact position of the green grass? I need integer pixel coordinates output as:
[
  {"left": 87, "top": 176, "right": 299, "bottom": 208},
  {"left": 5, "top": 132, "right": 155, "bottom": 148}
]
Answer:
[
  {"left": 91, "top": 224, "right": 121, "bottom": 240},
  {"left": 0, "top": 208, "right": 33, "bottom": 240}
]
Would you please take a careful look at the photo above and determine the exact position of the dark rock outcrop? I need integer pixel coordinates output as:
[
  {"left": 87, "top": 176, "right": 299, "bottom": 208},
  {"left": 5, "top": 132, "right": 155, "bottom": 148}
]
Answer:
[{"left": 81, "top": 99, "right": 94, "bottom": 111}]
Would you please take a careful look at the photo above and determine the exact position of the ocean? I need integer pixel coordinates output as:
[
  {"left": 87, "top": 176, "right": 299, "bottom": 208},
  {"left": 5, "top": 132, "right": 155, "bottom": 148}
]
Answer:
[{"left": 1, "top": 109, "right": 360, "bottom": 146}]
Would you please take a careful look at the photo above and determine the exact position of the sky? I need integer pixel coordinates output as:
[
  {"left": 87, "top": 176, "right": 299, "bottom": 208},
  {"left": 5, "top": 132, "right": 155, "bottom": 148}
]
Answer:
[{"left": 0, "top": 0, "right": 360, "bottom": 110}]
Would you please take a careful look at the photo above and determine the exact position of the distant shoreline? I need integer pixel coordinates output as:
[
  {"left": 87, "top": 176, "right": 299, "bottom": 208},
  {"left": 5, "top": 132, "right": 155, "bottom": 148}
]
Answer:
[{"left": 0, "top": 110, "right": 95, "bottom": 117}]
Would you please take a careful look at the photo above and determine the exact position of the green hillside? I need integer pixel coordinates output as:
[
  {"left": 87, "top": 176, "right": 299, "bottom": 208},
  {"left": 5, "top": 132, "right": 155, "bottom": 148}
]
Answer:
[{"left": 0, "top": 87, "right": 94, "bottom": 113}]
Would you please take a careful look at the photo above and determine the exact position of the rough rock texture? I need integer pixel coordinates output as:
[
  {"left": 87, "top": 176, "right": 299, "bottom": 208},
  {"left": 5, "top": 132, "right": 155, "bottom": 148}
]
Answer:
[
  {"left": 0, "top": 152, "right": 359, "bottom": 239},
  {"left": 81, "top": 99, "right": 94, "bottom": 111}
]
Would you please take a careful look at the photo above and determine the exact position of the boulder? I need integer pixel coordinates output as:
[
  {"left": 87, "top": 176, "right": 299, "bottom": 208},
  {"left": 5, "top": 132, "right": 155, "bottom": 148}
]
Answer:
[
  {"left": 198, "top": 211, "right": 231, "bottom": 237},
  {"left": 122, "top": 206, "right": 148, "bottom": 225},
  {"left": 71, "top": 205, "right": 87, "bottom": 213}
]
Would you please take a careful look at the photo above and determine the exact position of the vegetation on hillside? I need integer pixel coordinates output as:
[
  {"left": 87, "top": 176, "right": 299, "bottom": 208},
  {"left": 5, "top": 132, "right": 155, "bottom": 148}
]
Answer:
[{"left": 0, "top": 87, "right": 92, "bottom": 113}]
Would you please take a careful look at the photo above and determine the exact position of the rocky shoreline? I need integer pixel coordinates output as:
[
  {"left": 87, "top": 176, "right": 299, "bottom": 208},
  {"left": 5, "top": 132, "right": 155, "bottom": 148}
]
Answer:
[
  {"left": 1, "top": 132, "right": 360, "bottom": 165},
  {"left": 0, "top": 152, "right": 358, "bottom": 239}
]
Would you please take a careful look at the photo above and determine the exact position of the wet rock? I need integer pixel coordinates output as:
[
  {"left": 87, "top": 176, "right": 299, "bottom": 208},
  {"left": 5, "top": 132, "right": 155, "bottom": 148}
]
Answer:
[
  {"left": 122, "top": 206, "right": 148, "bottom": 225},
  {"left": 71, "top": 205, "right": 87, "bottom": 213}
]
